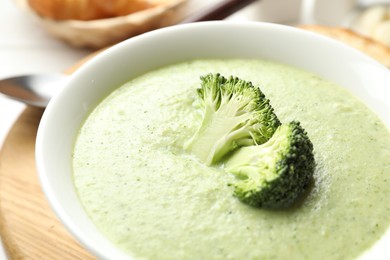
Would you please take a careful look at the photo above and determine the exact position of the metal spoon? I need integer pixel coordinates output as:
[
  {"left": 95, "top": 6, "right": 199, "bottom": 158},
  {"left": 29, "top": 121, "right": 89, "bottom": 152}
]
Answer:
[{"left": 0, "top": 74, "right": 69, "bottom": 108}]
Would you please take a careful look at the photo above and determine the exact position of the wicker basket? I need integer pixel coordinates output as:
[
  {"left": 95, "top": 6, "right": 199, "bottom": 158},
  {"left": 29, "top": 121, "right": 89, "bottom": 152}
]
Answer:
[{"left": 16, "top": 0, "right": 187, "bottom": 48}]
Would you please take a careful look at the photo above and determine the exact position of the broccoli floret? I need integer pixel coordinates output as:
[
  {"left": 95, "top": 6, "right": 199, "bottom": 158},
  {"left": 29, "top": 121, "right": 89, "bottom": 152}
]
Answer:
[
  {"left": 184, "top": 73, "right": 281, "bottom": 165},
  {"left": 225, "top": 121, "right": 315, "bottom": 208}
]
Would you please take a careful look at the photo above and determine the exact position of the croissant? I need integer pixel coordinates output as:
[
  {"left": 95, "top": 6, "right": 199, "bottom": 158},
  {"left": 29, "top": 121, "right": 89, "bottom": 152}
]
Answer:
[{"left": 27, "top": 0, "right": 159, "bottom": 20}]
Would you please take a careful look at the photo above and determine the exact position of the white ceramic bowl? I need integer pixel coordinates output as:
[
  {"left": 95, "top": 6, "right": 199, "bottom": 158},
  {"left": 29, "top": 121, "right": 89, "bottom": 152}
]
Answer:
[{"left": 36, "top": 21, "right": 390, "bottom": 260}]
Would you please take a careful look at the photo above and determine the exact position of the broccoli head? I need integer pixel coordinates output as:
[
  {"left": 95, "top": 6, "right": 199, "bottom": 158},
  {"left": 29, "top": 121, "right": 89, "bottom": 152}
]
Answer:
[
  {"left": 225, "top": 121, "right": 315, "bottom": 209},
  {"left": 184, "top": 73, "right": 281, "bottom": 165}
]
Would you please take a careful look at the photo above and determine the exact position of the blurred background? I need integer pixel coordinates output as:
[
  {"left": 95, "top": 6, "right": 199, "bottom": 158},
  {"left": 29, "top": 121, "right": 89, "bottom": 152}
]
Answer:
[{"left": 2, "top": 0, "right": 389, "bottom": 78}]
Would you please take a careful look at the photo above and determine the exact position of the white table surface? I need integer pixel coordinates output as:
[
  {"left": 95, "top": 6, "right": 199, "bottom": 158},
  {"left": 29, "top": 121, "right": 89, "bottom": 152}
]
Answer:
[{"left": 0, "top": 0, "right": 344, "bottom": 258}]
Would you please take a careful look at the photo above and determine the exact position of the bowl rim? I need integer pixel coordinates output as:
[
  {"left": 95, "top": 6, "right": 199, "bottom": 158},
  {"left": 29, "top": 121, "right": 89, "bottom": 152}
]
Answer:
[{"left": 36, "top": 21, "right": 390, "bottom": 260}]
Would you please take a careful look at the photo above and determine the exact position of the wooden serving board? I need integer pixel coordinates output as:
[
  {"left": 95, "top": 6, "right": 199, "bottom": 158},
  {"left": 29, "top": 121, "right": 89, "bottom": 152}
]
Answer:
[
  {"left": 0, "top": 37, "right": 108, "bottom": 259},
  {"left": 0, "top": 107, "right": 95, "bottom": 259},
  {"left": 0, "top": 48, "right": 105, "bottom": 258}
]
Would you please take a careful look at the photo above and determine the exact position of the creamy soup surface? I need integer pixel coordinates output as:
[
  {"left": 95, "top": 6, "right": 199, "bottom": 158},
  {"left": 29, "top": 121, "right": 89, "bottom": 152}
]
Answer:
[{"left": 73, "top": 59, "right": 390, "bottom": 260}]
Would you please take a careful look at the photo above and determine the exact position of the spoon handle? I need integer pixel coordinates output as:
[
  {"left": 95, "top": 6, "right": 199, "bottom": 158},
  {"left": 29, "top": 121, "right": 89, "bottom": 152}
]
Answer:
[{"left": 180, "top": 0, "right": 258, "bottom": 24}]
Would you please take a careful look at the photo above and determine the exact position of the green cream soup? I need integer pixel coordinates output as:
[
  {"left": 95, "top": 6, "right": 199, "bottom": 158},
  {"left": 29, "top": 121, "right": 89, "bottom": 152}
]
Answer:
[{"left": 73, "top": 59, "right": 390, "bottom": 259}]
